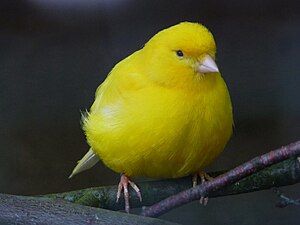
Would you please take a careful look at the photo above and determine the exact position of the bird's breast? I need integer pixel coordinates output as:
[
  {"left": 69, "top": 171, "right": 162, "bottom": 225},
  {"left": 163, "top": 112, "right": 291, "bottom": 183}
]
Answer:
[{"left": 85, "top": 75, "right": 233, "bottom": 178}]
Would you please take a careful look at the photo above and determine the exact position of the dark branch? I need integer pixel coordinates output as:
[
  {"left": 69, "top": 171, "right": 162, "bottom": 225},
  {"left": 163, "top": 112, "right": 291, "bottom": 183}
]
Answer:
[
  {"left": 0, "top": 193, "right": 179, "bottom": 225},
  {"left": 141, "top": 140, "right": 300, "bottom": 217},
  {"left": 43, "top": 157, "right": 300, "bottom": 211},
  {"left": 1, "top": 143, "right": 300, "bottom": 224}
]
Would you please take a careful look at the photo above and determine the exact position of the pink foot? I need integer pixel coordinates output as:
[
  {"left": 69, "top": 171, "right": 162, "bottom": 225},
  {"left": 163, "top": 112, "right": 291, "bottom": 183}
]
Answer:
[
  {"left": 192, "top": 171, "right": 213, "bottom": 205},
  {"left": 116, "top": 174, "right": 142, "bottom": 213}
]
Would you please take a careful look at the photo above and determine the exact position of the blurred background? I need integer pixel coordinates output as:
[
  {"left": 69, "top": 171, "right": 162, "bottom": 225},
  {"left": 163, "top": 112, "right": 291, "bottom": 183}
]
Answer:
[{"left": 1, "top": 0, "right": 299, "bottom": 224}]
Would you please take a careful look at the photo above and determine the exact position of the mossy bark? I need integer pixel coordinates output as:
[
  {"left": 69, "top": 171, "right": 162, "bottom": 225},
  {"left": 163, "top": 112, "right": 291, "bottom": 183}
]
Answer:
[{"left": 44, "top": 157, "right": 300, "bottom": 210}]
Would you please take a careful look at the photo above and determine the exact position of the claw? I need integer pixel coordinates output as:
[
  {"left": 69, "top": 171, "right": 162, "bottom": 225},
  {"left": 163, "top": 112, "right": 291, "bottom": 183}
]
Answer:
[
  {"left": 116, "top": 174, "right": 142, "bottom": 213},
  {"left": 192, "top": 171, "right": 213, "bottom": 205},
  {"left": 200, "top": 196, "right": 209, "bottom": 205},
  {"left": 192, "top": 173, "right": 198, "bottom": 188}
]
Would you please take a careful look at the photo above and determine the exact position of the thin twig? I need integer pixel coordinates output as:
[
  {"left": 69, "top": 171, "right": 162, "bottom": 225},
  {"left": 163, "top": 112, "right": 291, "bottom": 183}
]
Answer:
[
  {"left": 141, "top": 140, "right": 300, "bottom": 217},
  {"left": 273, "top": 188, "right": 300, "bottom": 208}
]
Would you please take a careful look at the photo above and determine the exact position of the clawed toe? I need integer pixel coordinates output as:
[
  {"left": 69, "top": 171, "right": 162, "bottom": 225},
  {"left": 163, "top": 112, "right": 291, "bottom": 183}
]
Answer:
[
  {"left": 192, "top": 171, "right": 213, "bottom": 205},
  {"left": 116, "top": 174, "right": 142, "bottom": 213}
]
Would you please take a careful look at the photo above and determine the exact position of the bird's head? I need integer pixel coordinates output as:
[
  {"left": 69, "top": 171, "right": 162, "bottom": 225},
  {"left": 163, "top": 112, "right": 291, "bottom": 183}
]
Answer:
[{"left": 143, "top": 22, "right": 219, "bottom": 89}]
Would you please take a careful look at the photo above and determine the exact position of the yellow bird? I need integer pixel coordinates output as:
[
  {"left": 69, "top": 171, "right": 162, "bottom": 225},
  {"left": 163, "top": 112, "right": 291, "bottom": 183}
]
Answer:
[{"left": 70, "top": 22, "right": 233, "bottom": 212}]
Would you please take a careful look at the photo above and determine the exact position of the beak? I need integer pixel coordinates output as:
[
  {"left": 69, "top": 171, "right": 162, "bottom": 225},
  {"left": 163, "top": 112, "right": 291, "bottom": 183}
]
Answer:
[{"left": 198, "top": 55, "right": 219, "bottom": 73}]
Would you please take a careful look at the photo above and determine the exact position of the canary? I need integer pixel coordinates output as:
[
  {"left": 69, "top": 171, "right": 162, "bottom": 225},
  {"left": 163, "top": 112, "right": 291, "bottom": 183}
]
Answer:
[{"left": 70, "top": 22, "right": 233, "bottom": 212}]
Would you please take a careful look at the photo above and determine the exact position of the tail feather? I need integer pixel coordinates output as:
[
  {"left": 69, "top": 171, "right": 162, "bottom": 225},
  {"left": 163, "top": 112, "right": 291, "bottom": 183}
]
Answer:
[{"left": 69, "top": 148, "right": 99, "bottom": 179}]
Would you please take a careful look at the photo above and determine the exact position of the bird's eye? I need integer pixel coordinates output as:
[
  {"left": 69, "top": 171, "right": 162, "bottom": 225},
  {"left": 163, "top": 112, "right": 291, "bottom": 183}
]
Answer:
[{"left": 176, "top": 50, "right": 184, "bottom": 57}]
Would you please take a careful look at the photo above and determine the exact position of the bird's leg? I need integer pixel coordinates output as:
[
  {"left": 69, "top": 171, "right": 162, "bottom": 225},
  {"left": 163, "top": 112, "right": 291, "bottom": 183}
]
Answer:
[
  {"left": 116, "top": 174, "right": 142, "bottom": 213},
  {"left": 192, "top": 171, "right": 213, "bottom": 205}
]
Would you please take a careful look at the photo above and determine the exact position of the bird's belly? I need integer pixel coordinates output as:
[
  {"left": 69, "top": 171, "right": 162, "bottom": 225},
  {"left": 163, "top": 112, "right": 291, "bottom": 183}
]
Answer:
[{"left": 85, "top": 88, "right": 232, "bottom": 178}]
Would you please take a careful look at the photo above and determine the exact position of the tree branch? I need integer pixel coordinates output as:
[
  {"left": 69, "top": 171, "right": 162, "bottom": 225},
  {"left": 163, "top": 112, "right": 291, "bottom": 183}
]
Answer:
[
  {"left": 43, "top": 156, "right": 300, "bottom": 211},
  {"left": 1, "top": 142, "right": 300, "bottom": 224},
  {"left": 141, "top": 140, "right": 300, "bottom": 217},
  {"left": 0, "top": 193, "right": 179, "bottom": 225}
]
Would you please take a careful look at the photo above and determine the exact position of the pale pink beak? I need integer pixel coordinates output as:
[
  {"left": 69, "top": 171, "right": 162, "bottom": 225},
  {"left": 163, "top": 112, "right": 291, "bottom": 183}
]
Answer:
[{"left": 198, "top": 55, "right": 219, "bottom": 73}]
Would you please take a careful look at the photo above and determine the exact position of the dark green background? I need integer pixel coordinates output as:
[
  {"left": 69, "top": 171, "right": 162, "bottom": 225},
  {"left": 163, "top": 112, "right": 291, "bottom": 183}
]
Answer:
[{"left": 1, "top": 0, "right": 299, "bottom": 224}]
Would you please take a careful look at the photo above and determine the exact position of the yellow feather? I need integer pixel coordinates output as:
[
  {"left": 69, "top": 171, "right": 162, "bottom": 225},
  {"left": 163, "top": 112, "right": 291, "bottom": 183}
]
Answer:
[{"left": 77, "top": 22, "right": 233, "bottom": 179}]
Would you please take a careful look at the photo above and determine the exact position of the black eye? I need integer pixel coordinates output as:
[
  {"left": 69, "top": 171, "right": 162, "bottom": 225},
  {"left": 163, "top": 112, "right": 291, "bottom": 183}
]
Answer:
[{"left": 176, "top": 50, "right": 184, "bottom": 57}]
